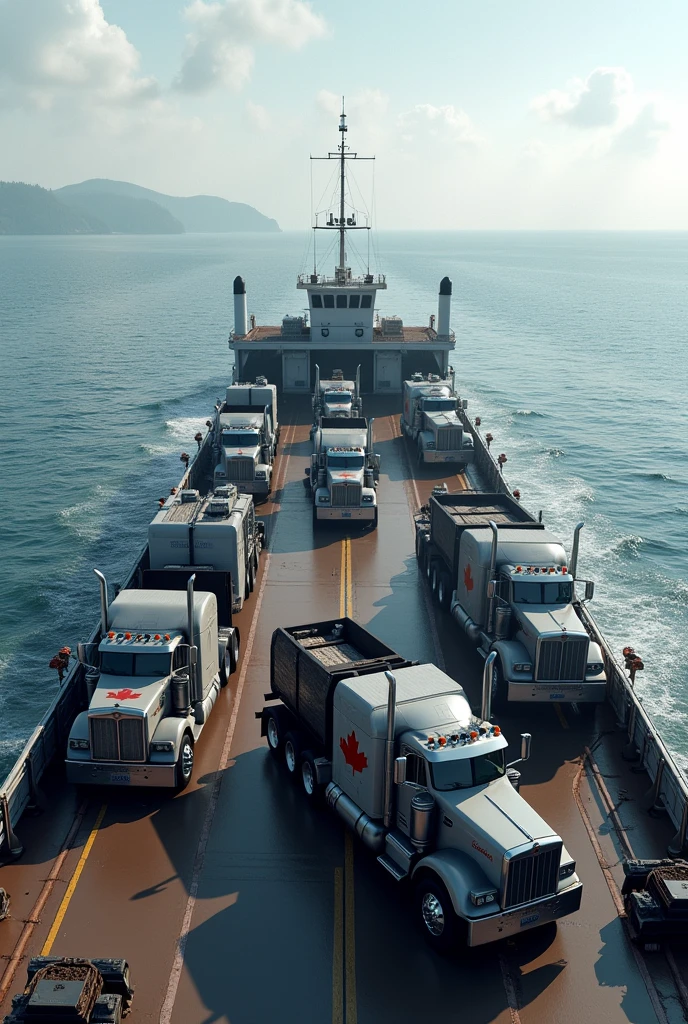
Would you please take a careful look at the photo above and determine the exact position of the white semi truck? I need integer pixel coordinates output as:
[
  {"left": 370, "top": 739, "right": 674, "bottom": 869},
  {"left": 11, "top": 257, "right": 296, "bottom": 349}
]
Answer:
[
  {"left": 401, "top": 371, "right": 474, "bottom": 466},
  {"left": 66, "top": 569, "right": 240, "bottom": 791},
  {"left": 312, "top": 365, "right": 362, "bottom": 422},
  {"left": 308, "top": 417, "right": 380, "bottom": 528},
  {"left": 415, "top": 490, "right": 606, "bottom": 708},
  {"left": 148, "top": 485, "right": 265, "bottom": 612},
  {"left": 258, "top": 618, "right": 582, "bottom": 950},
  {"left": 213, "top": 377, "right": 279, "bottom": 499}
]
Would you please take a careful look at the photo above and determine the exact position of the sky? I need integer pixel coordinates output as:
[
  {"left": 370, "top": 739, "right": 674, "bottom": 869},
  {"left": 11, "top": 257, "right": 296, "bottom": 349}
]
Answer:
[{"left": 0, "top": 0, "right": 686, "bottom": 230}]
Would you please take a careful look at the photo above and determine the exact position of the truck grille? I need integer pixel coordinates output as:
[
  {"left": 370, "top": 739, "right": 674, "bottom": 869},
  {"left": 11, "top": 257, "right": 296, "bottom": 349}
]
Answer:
[
  {"left": 228, "top": 457, "right": 255, "bottom": 481},
  {"left": 331, "top": 483, "right": 362, "bottom": 507},
  {"left": 503, "top": 842, "right": 561, "bottom": 908},
  {"left": 90, "top": 715, "right": 146, "bottom": 762},
  {"left": 436, "top": 427, "right": 462, "bottom": 451},
  {"left": 536, "top": 635, "right": 588, "bottom": 682}
]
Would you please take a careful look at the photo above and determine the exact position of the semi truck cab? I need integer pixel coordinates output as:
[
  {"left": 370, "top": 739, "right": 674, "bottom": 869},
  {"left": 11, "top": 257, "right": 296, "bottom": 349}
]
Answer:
[
  {"left": 310, "top": 418, "right": 379, "bottom": 526},
  {"left": 214, "top": 414, "right": 272, "bottom": 497}
]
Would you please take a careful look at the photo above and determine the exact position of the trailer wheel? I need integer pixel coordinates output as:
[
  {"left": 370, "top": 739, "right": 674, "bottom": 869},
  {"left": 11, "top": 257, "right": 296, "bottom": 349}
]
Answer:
[
  {"left": 414, "top": 876, "right": 462, "bottom": 952},
  {"left": 431, "top": 563, "right": 441, "bottom": 601},
  {"left": 264, "top": 709, "right": 285, "bottom": 757},
  {"left": 438, "top": 572, "right": 451, "bottom": 610},
  {"left": 284, "top": 732, "right": 302, "bottom": 776},
  {"left": 175, "top": 734, "right": 194, "bottom": 792},
  {"left": 301, "top": 751, "right": 321, "bottom": 799},
  {"left": 425, "top": 553, "right": 434, "bottom": 583}
]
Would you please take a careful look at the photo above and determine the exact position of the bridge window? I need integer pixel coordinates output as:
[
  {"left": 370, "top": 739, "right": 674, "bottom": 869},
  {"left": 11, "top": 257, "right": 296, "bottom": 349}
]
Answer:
[
  {"left": 336, "top": 294, "right": 347, "bottom": 308},
  {"left": 360, "top": 294, "right": 372, "bottom": 309},
  {"left": 323, "top": 294, "right": 335, "bottom": 308},
  {"left": 311, "top": 294, "right": 323, "bottom": 308},
  {"left": 349, "top": 295, "right": 360, "bottom": 308}
]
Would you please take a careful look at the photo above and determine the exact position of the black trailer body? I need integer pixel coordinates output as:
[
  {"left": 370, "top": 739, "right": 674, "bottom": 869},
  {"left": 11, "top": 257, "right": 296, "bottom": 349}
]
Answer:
[
  {"left": 269, "top": 618, "right": 412, "bottom": 750},
  {"left": 318, "top": 416, "right": 369, "bottom": 432},
  {"left": 428, "top": 492, "right": 540, "bottom": 577},
  {"left": 141, "top": 568, "right": 234, "bottom": 629}
]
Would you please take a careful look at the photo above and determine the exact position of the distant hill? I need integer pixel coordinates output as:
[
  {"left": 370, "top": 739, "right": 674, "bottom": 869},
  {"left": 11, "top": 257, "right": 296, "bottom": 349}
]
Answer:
[
  {"left": 63, "top": 192, "right": 183, "bottom": 234},
  {"left": 0, "top": 182, "right": 107, "bottom": 235},
  {"left": 56, "top": 179, "right": 280, "bottom": 233}
]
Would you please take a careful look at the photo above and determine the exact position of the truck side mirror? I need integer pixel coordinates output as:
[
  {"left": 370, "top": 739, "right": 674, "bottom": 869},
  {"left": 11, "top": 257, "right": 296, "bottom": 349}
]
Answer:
[
  {"left": 486, "top": 580, "right": 495, "bottom": 599},
  {"left": 520, "top": 733, "right": 532, "bottom": 762},
  {"left": 584, "top": 580, "right": 595, "bottom": 602},
  {"left": 394, "top": 756, "right": 407, "bottom": 785}
]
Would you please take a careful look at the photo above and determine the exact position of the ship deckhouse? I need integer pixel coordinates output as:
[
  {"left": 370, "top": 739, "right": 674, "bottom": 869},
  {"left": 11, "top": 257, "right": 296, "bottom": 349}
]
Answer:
[{"left": 229, "top": 105, "right": 456, "bottom": 393}]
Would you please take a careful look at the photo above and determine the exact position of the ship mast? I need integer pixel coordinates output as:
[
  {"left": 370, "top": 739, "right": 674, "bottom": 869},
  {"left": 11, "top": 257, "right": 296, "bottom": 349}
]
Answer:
[{"left": 338, "top": 102, "right": 347, "bottom": 272}]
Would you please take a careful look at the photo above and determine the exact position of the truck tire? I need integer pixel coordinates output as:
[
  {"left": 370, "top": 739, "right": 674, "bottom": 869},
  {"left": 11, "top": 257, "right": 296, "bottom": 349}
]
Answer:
[
  {"left": 438, "top": 572, "right": 452, "bottom": 610},
  {"left": 312, "top": 508, "right": 319, "bottom": 528},
  {"left": 265, "top": 708, "right": 285, "bottom": 757},
  {"left": 283, "top": 731, "right": 302, "bottom": 777},
  {"left": 228, "top": 629, "right": 240, "bottom": 676},
  {"left": 431, "top": 563, "right": 441, "bottom": 602},
  {"left": 301, "top": 750, "right": 322, "bottom": 800},
  {"left": 491, "top": 657, "right": 508, "bottom": 713},
  {"left": 414, "top": 875, "right": 463, "bottom": 953},
  {"left": 219, "top": 646, "right": 232, "bottom": 687},
  {"left": 425, "top": 553, "right": 434, "bottom": 583},
  {"left": 175, "top": 734, "right": 194, "bottom": 792},
  {"left": 248, "top": 557, "right": 256, "bottom": 593}
]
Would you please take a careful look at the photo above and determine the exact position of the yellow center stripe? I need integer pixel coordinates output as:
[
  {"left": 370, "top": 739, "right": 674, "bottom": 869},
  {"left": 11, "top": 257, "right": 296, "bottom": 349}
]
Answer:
[
  {"left": 339, "top": 537, "right": 353, "bottom": 618},
  {"left": 41, "top": 803, "right": 107, "bottom": 956}
]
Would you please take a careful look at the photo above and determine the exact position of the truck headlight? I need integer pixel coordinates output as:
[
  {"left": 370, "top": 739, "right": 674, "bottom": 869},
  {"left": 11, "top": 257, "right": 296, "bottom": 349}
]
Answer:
[
  {"left": 470, "top": 888, "right": 498, "bottom": 907},
  {"left": 586, "top": 663, "right": 604, "bottom": 675},
  {"left": 69, "top": 738, "right": 90, "bottom": 750},
  {"left": 318, "top": 495, "right": 330, "bottom": 503},
  {"left": 255, "top": 470, "right": 266, "bottom": 479},
  {"left": 559, "top": 861, "right": 576, "bottom": 880},
  {"left": 463, "top": 437, "right": 474, "bottom": 448},
  {"left": 513, "top": 663, "right": 532, "bottom": 673},
  {"left": 152, "top": 741, "right": 174, "bottom": 753},
  {"left": 425, "top": 442, "right": 435, "bottom": 450},
  {"left": 362, "top": 495, "right": 374, "bottom": 503}
]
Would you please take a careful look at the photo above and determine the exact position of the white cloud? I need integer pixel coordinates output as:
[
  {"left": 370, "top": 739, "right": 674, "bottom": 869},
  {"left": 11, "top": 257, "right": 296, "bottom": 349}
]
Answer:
[
  {"left": 0, "top": 0, "right": 159, "bottom": 110},
  {"left": 176, "top": 0, "right": 327, "bottom": 94},
  {"left": 397, "top": 103, "right": 482, "bottom": 146},
  {"left": 533, "top": 67, "right": 632, "bottom": 128},
  {"left": 611, "top": 102, "right": 669, "bottom": 157},
  {"left": 246, "top": 100, "right": 272, "bottom": 132}
]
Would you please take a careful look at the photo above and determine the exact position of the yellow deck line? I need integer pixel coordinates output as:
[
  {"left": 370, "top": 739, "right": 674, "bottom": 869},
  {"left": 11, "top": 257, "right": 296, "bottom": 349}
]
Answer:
[{"left": 41, "top": 803, "right": 107, "bottom": 955}]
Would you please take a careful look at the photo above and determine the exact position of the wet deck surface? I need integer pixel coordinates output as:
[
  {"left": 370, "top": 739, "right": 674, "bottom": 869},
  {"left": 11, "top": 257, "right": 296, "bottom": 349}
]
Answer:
[{"left": 0, "top": 396, "right": 682, "bottom": 1024}]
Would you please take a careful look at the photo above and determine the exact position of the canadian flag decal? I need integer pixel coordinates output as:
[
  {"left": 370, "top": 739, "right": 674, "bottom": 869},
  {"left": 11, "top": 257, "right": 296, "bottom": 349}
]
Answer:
[
  {"left": 107, "top": 688, "right": 142, "bottom": 700},
  {"left": 464, "top": 563, "right": 474, "bottom": 592},
  {"left": 340, "top": 731, "right": 368, "bottom": 774}
]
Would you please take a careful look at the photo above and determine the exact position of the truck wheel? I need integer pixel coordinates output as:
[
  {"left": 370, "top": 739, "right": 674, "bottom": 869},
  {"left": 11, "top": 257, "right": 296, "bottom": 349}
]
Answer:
[
  {"left": 248, "top": 558, "right": 256, "bottom": 593},
  {"left": 431, "top": 563, "right": 441, "bottom": 602},
  {"left": 284, "top": 731, "right": 302, "bottom": 776},
  {"left": 492, "top": 657, "right": 508, "bottom": 713},
  {"left": 175, "top": 734, "right": 194, "bottom": 792},
  {"left": 301, "top": 751, "right": 321, "bottom": 800},
  {"left": 438, "top": 572, "right": 451, "bottom": 610},
  {"left": 228, "top": 629, "right": 240, "bottom": 675},
  {"left": 312, "top": 508, "right": 319, "bottom": 528},
  {"left": 265, "top": 709, "right": 284, "bottom": 757},
  {"left": 219, "top": 646, "right": 232, "bottom": 687},
  {"left": 414, "top": 876, "right": 462, "bottom": 952},
  {"left": 425, "top": 553, "right": 434, "bottom": 583}
]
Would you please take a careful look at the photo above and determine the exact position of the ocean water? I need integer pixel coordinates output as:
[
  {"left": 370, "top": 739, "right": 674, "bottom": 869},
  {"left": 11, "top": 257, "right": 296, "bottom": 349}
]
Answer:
[{"left": 1, "top": 231, "right": 687, "bottom": 782}]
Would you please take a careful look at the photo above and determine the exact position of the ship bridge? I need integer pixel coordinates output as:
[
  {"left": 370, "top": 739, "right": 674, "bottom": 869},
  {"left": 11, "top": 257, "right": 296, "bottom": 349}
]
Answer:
[{"left": 228, "top": 104, "right": 456, "bottom": 393}]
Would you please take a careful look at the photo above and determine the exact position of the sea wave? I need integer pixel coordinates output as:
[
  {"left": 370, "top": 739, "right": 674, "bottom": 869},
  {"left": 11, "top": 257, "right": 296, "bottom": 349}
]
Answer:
[
  {"left": 56, "top": 485, "right": 116, "bottom": 542},
  {"left": 514, "top": 409, "right": 546, "bottom": 418}
]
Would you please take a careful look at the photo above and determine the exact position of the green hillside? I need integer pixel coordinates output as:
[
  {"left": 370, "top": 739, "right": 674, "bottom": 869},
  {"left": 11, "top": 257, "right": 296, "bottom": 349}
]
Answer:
[
  {"left": 0, "top": 182, "right": 107, "bottom": 235},
  {"left": 64, "top": 192, "right": 184, "bottom": 234}
]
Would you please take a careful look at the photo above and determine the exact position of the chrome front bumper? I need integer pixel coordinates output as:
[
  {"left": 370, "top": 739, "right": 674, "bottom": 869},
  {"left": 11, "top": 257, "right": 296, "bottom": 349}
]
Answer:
[
  {"left": 232, "top": 481, "right": 270, "bottom": 497},
  {"left": 507, "top": 680, "right": 607, "bottom": 703},
  {"left": 65, "top": 759, "right": 176, "bottom": 787},
  {"left": 467, "top": 882, "right": 582, "bottom": 946},
  {"left": 316, "top": 507, "right": 376, "bottom": 520}
]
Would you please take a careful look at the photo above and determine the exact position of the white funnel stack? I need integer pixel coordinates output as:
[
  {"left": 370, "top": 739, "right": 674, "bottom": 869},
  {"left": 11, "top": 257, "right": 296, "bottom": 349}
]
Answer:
[
  {"left": 233, "top": 275, "right": 248, "bottom": 336},
  {"left": 437, "top": 276, "right": 452, "bottom": 337}
]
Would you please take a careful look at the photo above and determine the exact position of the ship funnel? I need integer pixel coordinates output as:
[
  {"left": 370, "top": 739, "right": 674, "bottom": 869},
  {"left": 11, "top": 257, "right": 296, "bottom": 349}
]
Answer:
[
  {"left": 437, "top": 277, "right": 452, "bottom": 337},
  {"left": 233, "top": 276, "right": 248, "bottom": 336},
  {"left": 94, "top": 569, "right": 109, "bottom": 634}
]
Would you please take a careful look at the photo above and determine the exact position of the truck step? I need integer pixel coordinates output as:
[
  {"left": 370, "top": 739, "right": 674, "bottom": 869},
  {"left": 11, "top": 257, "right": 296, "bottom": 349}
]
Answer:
[{"left": 377, "top": 854, "right": 409, "bottom": 882}]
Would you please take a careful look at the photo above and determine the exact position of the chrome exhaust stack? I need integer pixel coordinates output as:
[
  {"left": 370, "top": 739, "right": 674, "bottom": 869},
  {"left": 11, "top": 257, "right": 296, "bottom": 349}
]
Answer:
[
  {"left": 383, "top": 670, "right": 397, "bottom": 828},
  {"left": 94, "top": 569, "right": 109, "bottom": 635},
  {"left": 481, "top": 650, "right": 497, "bottom": 722},
  {"left": 486, "top": 521, "right": 499, "bottom": 634},
  {"left": 569, "top": 522, "right": 585, "bottom": 578},
  {"left": 187, "top": 574, "right": 200, "bottom": 704}
]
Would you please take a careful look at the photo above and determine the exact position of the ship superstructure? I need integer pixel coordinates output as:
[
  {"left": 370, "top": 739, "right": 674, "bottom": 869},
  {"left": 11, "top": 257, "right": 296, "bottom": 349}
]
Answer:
[{"left": 229, "top": 105, "right": 456, "bottom": 393}]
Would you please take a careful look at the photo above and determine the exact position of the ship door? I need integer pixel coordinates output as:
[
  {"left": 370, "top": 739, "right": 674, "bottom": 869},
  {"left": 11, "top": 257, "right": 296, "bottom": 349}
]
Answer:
[
  {"left": 396, "top": 748, "right": 428, "bottom": 837},
  {"left": 282, "top": 351, "right": 310, "bottom": 393},
  {"left": 374, "top": 351, "right": 402, "bottom": 393}
]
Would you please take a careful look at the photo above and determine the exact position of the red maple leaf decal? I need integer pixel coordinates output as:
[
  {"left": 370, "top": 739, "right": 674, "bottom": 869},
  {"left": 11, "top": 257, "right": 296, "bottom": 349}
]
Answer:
[
  {"left": 340, "top": 731, "right": 368, "bottom": 774},
  {"left": 106, "top": 688, "right": 142, "bottom": 700},
  {"left": 464, "top": 563, "right": 474, "bottom": 592}
]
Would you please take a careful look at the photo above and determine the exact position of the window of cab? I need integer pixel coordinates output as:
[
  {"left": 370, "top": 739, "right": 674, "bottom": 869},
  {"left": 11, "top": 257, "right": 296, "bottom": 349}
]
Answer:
[
  {"left": 311, "top": 294, "right": 323, "bottom": 308},
  {"left": 323, "top": 294, "right": 335, "bottom": 308},
  {"left": 349, "top": 295, "right": 360, "bottom": 308},
  {"left": 336, "top": 294, "right": 347, "bottom": 308},
  {"left": 360, "top": 294, "right": 372, "bottom": 308}
]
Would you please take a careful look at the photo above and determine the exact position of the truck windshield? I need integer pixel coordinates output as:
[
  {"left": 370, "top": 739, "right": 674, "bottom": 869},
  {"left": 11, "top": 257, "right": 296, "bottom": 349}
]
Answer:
[
  {"left": 222, "top": 431, "right": 260, "bottom": 447},
  {"left": 422, "top": 398, "right": 455, "bottom": 411},
  {"left": 100, "top": 651, "right": 172, "bottom": 677},
  {"left": 512, "top": 580, "right": 573, "bottom": 605},
  {"left": 430, "top": 749, "right": 506, "bottom": 790},
  {"left": 327, "top": 454, "right": 364, "bottom": 469},
  {"left": 325, "top": 391, "right": 351, "bottom": 402}
]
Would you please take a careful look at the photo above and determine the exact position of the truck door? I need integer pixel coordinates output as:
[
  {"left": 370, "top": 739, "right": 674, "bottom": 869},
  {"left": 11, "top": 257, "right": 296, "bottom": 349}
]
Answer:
[{"left": 396, "top": 749, "right": 428, "bottom": 837}]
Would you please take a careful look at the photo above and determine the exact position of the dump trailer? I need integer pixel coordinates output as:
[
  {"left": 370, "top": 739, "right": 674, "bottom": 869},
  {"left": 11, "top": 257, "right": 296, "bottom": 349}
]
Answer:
[
  {"left": 3, "top": 957, "right": 133, "bottom": 1023},
  {"left": 622, "top": 859, "right": 688, "bottom": 950},
  {"left": 66, "top": 569, "right": 240, "bottom": 790},
  {"left": 309, "top": 417, "right": 380, "bottom": 527},
  {"left": 213, "top": 378, "right": 279, "bottom": 498},
  {"left": 415, "top": 490, "right": 605, "bottom": 707},
  {"left": 148, "top": 485, "right": 264, "bottom": 612},
  {"left": 401, "top": 370, "right": 474, "bottom": 466},
  {"left": 257, "top": 618, "right": 582, "bottom": 950},
  {"left": 312, "top": 365, "right": 362, "bottom": 422}
]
